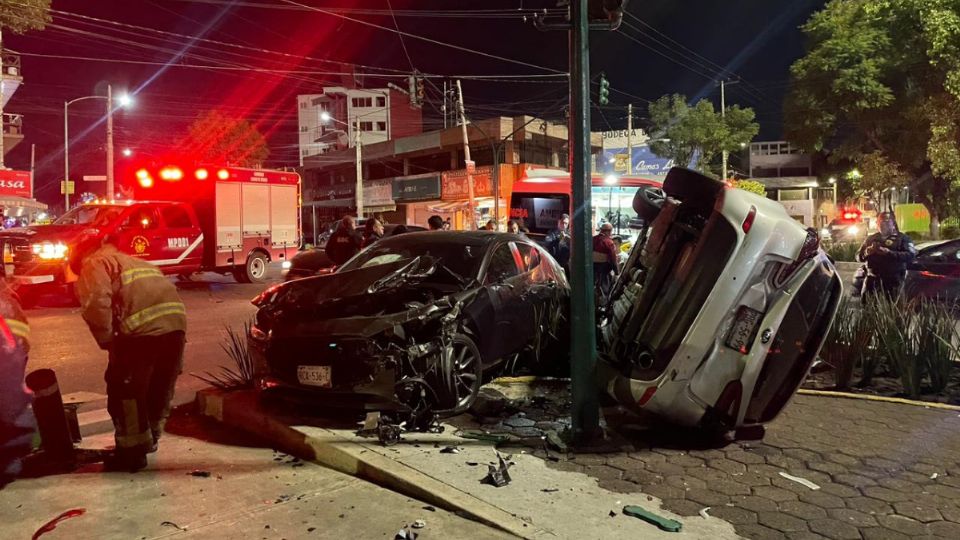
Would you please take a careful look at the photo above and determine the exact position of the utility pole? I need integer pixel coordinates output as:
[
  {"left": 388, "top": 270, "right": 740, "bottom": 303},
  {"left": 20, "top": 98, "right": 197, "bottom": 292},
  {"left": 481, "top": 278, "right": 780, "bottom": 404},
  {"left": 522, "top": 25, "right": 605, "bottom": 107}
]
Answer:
[
  {"left": 63, "top": 101, "right": 70, "bottom": 211},
  {"left": 569, "top": 0, "right": 600, "bottom": 444},
  {"left": 0, "top": 28, "right": 5, "bottom": 169},
  {"left": 355, "top": 116, "right": 363, "bottom": 217},
  {"left": 29, "top": 143, "right": 35, "bottom": 198},
  {"left": 442, "top": 80, "right": 448, "bottom": 129},
  {"left": 455, "top": 80, "right": 477, "bottom": 230},
  {"left": 719, "top": 79, "right": 739, "bottom": 180},
  {"left": 106, "top": 84, "right": 115, "bottom": 199},
  {"left": 626, "top": 103, "right": 633, "bottom": 175}
]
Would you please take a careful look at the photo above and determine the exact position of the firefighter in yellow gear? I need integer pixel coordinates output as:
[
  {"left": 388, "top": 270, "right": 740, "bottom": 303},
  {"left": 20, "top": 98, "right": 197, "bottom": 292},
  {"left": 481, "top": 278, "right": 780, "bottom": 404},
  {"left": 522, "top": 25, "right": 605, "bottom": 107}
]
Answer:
[
  {"left": 1, "top": 278, "right": 34, "bottom": 487},
  {"left": 71, "top": 237, "right": 186, "bottom": 472}
]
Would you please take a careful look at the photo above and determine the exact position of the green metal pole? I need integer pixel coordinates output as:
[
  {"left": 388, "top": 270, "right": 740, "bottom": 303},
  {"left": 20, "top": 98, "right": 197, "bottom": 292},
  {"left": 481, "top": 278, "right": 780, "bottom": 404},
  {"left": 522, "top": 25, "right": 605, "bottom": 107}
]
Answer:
[{"left": 569, "top": 0, "right": 600, "bottom": 444}]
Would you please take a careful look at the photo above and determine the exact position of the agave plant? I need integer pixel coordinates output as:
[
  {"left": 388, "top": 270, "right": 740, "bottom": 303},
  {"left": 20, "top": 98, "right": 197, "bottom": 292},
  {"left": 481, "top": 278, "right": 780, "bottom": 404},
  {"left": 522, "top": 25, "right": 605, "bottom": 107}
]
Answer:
[
  {"left": 820, "top": 297, "right": 872, "bottom": 389},
  {"left": 193, "top": 322, "right": 256, "bottom": 391},
  {"left": 916, "top": 299, "right": 958, "bottom": 394},
  {"left": 825, "top": 242, "right": 860, "bottom": 263},
  {"left": 867, "top": 293, "right": 923, "bottom": 396}
]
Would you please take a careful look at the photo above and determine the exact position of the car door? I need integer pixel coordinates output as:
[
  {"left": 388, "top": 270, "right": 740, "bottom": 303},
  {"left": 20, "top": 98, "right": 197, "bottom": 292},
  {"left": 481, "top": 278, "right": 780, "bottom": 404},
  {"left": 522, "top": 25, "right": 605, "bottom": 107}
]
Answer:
[
  {"left": 479, "top": 242, "right": 525, "bottom": 364},
  {"left": 114, "top": 205, "right": 164, "bottom": 262},
  {"left": 907, "top": 240, "right": 960, "bottom": 302}
]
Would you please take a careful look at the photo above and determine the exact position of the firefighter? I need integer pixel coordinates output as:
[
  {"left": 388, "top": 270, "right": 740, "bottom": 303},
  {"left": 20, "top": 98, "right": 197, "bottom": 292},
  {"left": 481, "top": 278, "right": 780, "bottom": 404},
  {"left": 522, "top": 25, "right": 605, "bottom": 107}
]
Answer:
[
  {"left": 857, "top": 212, "right": 917, "bottom": 300},
  {"left": 1, "top": 277, "right": 33, "bottom": 488},
  {"left": 326, "top": 215, "right": 363, "bottom": 266},
  {"left": 70, "top": 236, "right": 187, "bottom": 472}
]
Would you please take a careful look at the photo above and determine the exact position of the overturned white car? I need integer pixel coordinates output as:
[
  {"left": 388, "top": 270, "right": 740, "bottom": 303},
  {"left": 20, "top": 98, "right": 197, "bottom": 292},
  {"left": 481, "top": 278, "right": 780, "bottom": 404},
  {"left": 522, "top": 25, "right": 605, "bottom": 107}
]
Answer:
[{"left": 598, "top": 168, "right": 841, "bottom": 439}]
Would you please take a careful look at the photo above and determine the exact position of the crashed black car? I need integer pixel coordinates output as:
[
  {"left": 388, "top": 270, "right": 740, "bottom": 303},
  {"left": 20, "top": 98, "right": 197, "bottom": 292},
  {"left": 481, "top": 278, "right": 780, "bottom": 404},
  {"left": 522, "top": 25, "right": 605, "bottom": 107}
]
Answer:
[{"left": 249, "top": 231, "right": 569, "bottom": 419}]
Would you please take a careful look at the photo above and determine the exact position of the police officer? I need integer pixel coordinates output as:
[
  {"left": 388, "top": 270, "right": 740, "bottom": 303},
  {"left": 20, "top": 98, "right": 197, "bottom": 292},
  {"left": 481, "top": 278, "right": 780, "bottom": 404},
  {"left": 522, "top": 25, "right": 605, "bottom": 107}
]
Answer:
[
  {"left": 0, "top": 276, "right": 33, "bottom": 488},
  {"left": 326, "top": 215, "right": 363, "bottom": 266},
  {"left": 71, "top": 236, "right": 187, "bottom": 472},
  {"left": 361, "top": 217, "right": 384, "bottom": 249},
  {"left": 857, "top": 212, "right": 917, "bottom": 299},
  {"left": 545, "top": 214, "right": 571, "bottom": 272}
]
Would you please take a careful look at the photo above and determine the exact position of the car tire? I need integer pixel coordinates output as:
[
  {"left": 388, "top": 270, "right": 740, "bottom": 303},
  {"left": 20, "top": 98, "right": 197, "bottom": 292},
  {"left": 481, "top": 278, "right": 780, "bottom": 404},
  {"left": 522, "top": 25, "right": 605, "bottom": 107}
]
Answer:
[
  {"left": 236, "top": 252, "right": 268, "bottom": 283},
  {"left": 662, "top": 167, "right": 725, "bottom": 209},
  {"left": 441, "top": 333, "right": 483, "bottom": 415},
  {"left": 633, "top": 186, "right": 666, "bottom": 222}
]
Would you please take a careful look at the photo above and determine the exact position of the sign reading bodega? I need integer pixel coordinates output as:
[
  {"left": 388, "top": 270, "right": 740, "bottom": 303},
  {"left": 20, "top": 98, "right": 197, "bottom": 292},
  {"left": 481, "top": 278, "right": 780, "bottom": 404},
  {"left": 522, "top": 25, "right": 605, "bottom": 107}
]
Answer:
[{"left": 0, "top": 170, "right": 32, "bottom": 198}]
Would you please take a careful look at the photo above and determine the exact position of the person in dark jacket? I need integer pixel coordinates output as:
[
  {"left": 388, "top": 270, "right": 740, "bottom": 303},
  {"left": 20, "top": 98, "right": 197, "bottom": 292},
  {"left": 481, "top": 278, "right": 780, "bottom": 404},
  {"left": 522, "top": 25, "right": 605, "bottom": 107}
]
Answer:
[
  {"left": 0, "top": 279, "right": 33, "bottom": 489},
  {"left": 362, "top": 218, "right": 384, "bottom": 249},
  {"left": 592, "top": 223, "right": 619, "bottom": 301},
  {"left": 857, "top": 212, "right": 917, "bottom": 300},
  {"left": 545, "top": 214, "right": 571, "bottom": 272},
  {"left": 326, "top": 215, "right": 363, "bottom": 265},
  {"left": 427, "top": 215, "right": 444, "bottom": 231}
]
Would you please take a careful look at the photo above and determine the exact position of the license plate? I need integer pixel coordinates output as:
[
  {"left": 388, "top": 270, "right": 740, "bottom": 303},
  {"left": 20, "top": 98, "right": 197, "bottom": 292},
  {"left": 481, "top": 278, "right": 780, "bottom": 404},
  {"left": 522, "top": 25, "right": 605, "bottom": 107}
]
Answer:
[
  {"left": 297, "top": 365, "right": 332, "bottom": 388},
  {"left": 725, "top": 307, "right": 763, "bottom": 354}
]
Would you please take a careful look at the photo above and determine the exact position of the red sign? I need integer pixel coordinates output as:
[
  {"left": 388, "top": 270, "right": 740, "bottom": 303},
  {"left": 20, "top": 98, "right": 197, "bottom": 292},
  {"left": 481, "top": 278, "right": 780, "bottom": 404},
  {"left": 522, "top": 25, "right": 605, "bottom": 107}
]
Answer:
[
  {"left": 441, "top": 166, "right": 493, "bottom": 200},
  {"left": 0, "top": 169, "right": 32, "bottom": 198}
]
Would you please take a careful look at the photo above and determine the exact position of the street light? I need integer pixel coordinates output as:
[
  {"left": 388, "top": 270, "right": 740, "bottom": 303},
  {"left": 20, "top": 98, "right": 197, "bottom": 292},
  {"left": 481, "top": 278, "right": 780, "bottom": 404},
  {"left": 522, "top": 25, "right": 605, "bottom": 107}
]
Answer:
[
  {"left": 320, "top": 111, "right": 364, "bottom": 217},
  {"left": 122, "top": 148, "right": 133, "bottom": 157},
  {"left": 63, "top": 84, "right": 133, "bottom": 210}
]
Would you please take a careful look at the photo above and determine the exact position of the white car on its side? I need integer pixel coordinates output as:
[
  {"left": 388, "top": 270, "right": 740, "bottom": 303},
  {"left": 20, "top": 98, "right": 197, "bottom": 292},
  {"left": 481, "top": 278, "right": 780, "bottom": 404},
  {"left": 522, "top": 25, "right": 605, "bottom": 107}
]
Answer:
[{"left": 598, "top": 167, "right": 842, "bottom": 440}]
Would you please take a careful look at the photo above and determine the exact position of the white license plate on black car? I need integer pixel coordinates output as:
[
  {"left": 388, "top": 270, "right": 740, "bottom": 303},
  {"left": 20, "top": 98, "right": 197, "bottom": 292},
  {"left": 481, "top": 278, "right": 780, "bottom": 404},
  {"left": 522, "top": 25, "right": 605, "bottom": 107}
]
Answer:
[
  {"left": 297, "top": 365, "right": 332, "bottom": 388},
  {"left": 726, "top": 307, "right": 763, "bottom": 353}
]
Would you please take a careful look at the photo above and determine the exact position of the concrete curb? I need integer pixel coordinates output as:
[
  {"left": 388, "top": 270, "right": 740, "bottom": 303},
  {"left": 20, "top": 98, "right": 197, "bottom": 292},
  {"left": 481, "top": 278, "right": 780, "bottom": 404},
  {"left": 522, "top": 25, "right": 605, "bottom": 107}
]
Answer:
[
  {"left": 834, "top": 261, "right": 861, "bottom": 271},
  {"left": 196, "top": 388, "right": 535, "bottom": 539}
]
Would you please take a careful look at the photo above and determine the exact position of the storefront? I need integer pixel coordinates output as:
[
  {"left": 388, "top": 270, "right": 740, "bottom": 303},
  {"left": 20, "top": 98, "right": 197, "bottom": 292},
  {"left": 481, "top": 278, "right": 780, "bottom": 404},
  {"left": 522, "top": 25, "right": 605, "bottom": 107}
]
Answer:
[
  {"left": 301, "top": 181, "right": 355, "bottom": 246},
  {"left": 391, "top": 173, "right": 443, "bottom": 228},
  {"left": 0, "top": 170, "right": 46, "bottom": 226},
  {"left": 437, "top": 165, "right": 515, "bottom": 230}
]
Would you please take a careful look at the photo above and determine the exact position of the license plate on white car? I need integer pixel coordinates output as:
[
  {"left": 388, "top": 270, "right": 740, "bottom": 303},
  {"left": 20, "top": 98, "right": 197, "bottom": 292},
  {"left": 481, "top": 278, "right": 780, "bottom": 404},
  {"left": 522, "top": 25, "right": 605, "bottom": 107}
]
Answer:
[
  {"left": 297, "top": 365, "right": 332, "bottom": 388},
  {"left": 725, "top": 307, "right": 763, "bottom": 354}
]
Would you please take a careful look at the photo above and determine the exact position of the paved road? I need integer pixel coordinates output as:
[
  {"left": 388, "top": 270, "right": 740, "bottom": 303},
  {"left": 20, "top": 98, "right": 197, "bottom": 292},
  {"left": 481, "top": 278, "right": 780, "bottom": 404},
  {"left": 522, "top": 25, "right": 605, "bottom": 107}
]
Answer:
[{"left": 24, "top": 268, "right": 281, "bottom": 409}]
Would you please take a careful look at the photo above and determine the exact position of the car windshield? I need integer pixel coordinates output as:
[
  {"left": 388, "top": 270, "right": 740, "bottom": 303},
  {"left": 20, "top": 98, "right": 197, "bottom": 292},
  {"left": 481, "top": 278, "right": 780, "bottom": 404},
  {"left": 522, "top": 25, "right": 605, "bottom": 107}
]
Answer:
[
  {"left": 54, "top": 205, "right": 125, "bottom": 226},
  {"left": 338, "top": 236, "right": 484, "bottom": 282}
]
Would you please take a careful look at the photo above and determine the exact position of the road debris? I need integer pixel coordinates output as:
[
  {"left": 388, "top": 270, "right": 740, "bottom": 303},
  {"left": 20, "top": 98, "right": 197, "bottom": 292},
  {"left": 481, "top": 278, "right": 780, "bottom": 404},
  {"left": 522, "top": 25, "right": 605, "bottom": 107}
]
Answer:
[
  {"left": 187, "top": 470, "right": 211, "bottom": 478},
  {"left": 32, "top": 509, "right": 86, "bottom": 539},
  {"left": 439, "top": 446, "right": 460, "bottom": 454},
  {"left": 394, "top": 527, "right": 418, "bottom": 540},
  {"left": 160, "top": 521, "right": 186, "bottom": 532},
  {"left": 778, "top": 471, "right": 821, "bottom": 490},
  {"left": 544, "top": 430, "right": 568, "bottom": 453},
  {"left": 608, "top": 510, "right": 617, "bottom": 517},
  {"left": 422, "top": 506, "right": 436, "bottom": 512},
  {"left": 930, "top": 472, "right": 939, "bottom": 480},
  {"left": 698, "top": 507, "right": 711, "bottom": 519},
  {"left": 481, "top": 453, "right": 514, "bottom": 487},
  {"left": 623, "top": 505, "right": 682, "bottom": 532},
  {"left": 458, "top": 430, "right": 512, "bottom": 443},
  {"left": 541, "top": 488, "right": 560, "bottom": 493},
  {"left": 412, "top": 519, "right": 426, "bottom": 529}
]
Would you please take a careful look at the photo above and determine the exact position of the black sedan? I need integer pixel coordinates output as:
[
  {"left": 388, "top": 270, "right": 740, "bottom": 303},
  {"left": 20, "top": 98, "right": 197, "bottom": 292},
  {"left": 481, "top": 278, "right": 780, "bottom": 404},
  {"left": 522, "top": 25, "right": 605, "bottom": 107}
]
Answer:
[
  {"left": 904, "top": 239, "right": 960, "bottom": 305},
  {"left": 249, "top": 231, "right": 569, "bottom": 418},
  {"left": 285, "top": 224, "right": 427, "bottom": 281}
]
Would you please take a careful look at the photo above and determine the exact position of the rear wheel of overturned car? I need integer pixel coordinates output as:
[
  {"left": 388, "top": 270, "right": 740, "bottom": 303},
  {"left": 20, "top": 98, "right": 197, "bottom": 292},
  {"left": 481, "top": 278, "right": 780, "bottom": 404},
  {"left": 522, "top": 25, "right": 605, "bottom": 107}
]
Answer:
[{"left": 443, "top": 334, "right": 483, "bottom": 415}]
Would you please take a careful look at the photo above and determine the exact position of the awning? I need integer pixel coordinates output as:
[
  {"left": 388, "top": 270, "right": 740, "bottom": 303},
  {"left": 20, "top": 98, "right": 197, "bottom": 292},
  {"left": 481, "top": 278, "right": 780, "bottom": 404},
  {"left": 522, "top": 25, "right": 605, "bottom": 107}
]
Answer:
[
  {"left": 363, "top": 204, "right": 397, "bottom": 214},
  {"left": 427, "top": 197, "right": 506, "bottom": 212},
  {"left": 0, "top": 196, "right": 47, "bottom": 210},
  {"left": 303, "top": 198, "right": 354, "bottom": 208}
]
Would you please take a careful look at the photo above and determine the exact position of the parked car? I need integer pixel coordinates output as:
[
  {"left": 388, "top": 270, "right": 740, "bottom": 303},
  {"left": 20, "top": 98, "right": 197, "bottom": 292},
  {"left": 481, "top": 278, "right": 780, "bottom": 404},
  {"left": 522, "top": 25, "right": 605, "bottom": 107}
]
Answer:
[
  {"left": 904, "top": 239, "right": 960, "bottom": 305},
  {"left": 597, "top": 167, "right": 842, "bottom": 440},
  {"left": 249, "top": 231, "right": 569, "bottom": 418},
  {"left": 821, "top": 208, "right": 866, "bottom": 243},
  {"left": 284, "top": 224, "right": 427, "bottom": 281}
]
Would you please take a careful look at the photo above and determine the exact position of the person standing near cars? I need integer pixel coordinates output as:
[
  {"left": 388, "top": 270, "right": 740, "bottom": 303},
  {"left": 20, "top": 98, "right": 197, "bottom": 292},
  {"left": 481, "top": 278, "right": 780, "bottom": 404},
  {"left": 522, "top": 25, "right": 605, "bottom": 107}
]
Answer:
[
  {"left": 326, "top": 215, "right": 363, "bottom": 265},
  {"left": 593, "top": 223, "right": 620, "bottom": 301},
  {"left": 71, "top": 236, "right": 187, "bottom": 472},
  {"left": 546, "top": 214, "right": 571, "bottom": 272},
  {"left": 361, "top": 218, "right": 384, "bottom": 249},
  {"left": 0, "top": 278, "right": 33, "bottom": 488},
  {"left": 857, "top": 212, "right": 917, "bottom": 299},
  {"left": 428, "top": 215, "right": 444, "bottom": 231}
]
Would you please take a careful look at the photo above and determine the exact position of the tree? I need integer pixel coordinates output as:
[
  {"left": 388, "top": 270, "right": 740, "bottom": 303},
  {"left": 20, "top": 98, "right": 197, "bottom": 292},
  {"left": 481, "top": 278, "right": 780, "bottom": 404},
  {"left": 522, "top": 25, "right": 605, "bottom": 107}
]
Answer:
[
  {"left": 785, "top": 0, "right": 960, "bottom": 238},
  {"left": 647, "top": 93, "right": 759, "bottom": 175},
  {"left": 732, "top": 179, "right": 767, "bottom": 197},
  {"left": 180, "top": 111, "right": 269, "bottom": 168},
  {"left": 0, "top": 0, "right": 51, "bottom": 33}
]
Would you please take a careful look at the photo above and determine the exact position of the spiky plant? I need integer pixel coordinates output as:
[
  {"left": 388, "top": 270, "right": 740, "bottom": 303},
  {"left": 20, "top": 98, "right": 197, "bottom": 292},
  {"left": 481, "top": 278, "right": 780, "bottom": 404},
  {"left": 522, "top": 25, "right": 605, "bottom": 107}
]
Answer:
[
  {"left": 192, "top": 322, "right": 255, "bottom": 390},
  {"left": 917, "top": 299, "right": 957, "bottom": 394},
  {"left": 820, "top": 297, "right": 871, "bottom": 389},
  {"left": 825, "top": 242, "right": 860, "bottom": 263},
  {"left": 868, "top": 293, "right": 923, "bottom": 396}
]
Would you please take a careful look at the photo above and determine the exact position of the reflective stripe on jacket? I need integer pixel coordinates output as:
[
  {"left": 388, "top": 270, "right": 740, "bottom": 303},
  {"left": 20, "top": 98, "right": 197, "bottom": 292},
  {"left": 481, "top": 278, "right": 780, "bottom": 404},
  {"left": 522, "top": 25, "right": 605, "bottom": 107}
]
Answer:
[
  {"left": 0, "top": 285, "right": 29, "bottom": 353},
  {"left": 76, "top": 245, "right": 186, "bottom": 347}
]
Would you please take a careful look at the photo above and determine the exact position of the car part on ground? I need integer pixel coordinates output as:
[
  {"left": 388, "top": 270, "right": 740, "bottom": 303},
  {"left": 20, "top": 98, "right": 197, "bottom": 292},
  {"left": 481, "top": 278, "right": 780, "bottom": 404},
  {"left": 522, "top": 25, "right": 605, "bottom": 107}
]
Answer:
[{"left": 597, "top": 167, "right": 842, "bottom": 438}]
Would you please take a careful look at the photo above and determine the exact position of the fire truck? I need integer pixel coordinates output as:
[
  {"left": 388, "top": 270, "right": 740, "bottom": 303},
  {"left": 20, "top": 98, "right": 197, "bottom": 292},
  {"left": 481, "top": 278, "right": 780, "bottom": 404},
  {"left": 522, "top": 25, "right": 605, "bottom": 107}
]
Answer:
[{"left": 1, "top": 165, "right": 300, "bottom": 306}]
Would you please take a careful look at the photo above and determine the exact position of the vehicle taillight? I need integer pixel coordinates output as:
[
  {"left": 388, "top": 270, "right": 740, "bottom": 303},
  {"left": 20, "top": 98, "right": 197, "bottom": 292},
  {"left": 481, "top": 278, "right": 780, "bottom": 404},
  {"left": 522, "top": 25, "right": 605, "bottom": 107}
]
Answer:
[
  {"left": 160, "top": 167, "right": 183, "bottom": 181},
  {"left": 217, "top": 169, "right": 230, "bottom": 180},
  {"left": 775, "top": 228, "right": 820, "bottom": 286},
  {"left": 195, "top": 168, "right": 209, "bottom": 180},
  {"left": 742, "top": 206, "right": 757, "bottom": 234},
  {"left": 137, "top": 169, "right": 154, "bottom": 188}
]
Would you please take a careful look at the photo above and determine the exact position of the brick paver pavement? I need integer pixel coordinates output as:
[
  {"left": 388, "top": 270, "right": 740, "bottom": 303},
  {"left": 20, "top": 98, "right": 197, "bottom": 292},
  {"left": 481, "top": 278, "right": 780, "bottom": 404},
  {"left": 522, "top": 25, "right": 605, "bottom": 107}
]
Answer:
[{"left": 548, "top": 395, "right": 960, "bottom": 539}]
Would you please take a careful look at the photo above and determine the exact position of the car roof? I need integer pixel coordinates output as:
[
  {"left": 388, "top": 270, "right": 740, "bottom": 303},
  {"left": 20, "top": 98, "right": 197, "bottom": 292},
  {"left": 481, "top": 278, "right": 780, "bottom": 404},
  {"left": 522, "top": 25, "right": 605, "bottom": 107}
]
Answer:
[{"left": 376, "top": 230, "right": 533, "bottom": 246}]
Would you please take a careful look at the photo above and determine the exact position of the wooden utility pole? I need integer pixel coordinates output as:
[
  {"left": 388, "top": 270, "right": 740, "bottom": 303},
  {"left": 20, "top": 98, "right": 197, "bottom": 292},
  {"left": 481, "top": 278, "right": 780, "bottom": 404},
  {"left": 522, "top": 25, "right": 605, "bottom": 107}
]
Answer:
[
  {"left": 626, "top": 103, "right": 633, "bottom": 175},
  {"left": 455, "top": 80, "right": 476, "bottom": 230}
]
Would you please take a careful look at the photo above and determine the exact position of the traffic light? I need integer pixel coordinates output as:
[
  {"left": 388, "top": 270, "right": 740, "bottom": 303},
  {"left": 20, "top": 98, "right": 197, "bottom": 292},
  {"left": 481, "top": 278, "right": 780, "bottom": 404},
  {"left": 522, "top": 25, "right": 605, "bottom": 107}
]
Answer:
[
  {"left": 598, "top": 72, "right": 610, "bottom": 106},
  {"left": 416, "top": 78, "right": 425, "bottom": 104},
  {"left": 588, "top": 0, "right": 629, "bottom": 26}
]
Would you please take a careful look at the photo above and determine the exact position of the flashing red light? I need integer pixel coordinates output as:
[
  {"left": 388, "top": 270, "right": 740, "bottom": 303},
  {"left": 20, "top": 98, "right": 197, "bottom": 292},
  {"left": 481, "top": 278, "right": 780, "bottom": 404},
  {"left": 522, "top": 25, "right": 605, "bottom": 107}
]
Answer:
[
  {"left": 742, "top": 205, "right": 757, "bottom": 234},
  {"left": 159, "top": 167, "right": 183, "bottom": 181},
  {"left": 135, "top": 168, "right": 149, "bottom": 180},
  {"left": 195, "top": 168, "right": 209, "bottom": 180},
  {"left": 842, "top": 210, "right": 861, "bottom": 220},
  {"left": 217, "top": 169, "right": 229, "bottom": 180},
  {"left": 138, "top": 176, "right": 154, "bottom": 188}
]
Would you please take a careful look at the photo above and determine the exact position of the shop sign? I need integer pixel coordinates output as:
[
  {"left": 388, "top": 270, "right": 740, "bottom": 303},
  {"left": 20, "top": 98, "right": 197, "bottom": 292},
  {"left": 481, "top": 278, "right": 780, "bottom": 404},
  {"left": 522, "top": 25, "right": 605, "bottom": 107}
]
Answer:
[
  {"left": 0, "top": 170, "right": 32, "bottom": 198},
  {"left": 363, "top": 179, "right": 394, "bottom": 207},
  {"left": 441, "top": 166, "right": 493, "bottom": 200},
  {"left": 392, "top": 175, "right": 441, "bottom": 201}
]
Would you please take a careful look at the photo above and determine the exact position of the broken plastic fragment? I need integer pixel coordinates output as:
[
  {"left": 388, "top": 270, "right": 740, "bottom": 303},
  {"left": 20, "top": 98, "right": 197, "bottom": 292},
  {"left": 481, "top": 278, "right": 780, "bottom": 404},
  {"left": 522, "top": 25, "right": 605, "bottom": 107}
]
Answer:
[
  {"left": 188, "top": 470, "right": 211, "bottom": 477},
  {"left": 623, "top": 505, "right": 682, "bottom": 532},
  {"left": 930, "top": 472, "right": 939, "bottom": 480},
  {"left": 459, "top": 430, "right": 512, "bottom": 443},
  {"left": 412, "top": 519, "right": 426, "bottom": 529},
  {"left": 699, "top": 507, "right": 711, "bottom": 519},
  {"left": 160, "top": 521, "right": 186, "bottom": 532},
  {"left": 439, "top": 446, "right": 460, "bottom": 454},
  {"left": 481, "top": 453, "right": 513, "bottom": 487},
  {"left": 777, "top": 471, "right": 820, "bottom": 490},
  {"left": 32, "top": 509, "right": 86, "bottom": 539}
]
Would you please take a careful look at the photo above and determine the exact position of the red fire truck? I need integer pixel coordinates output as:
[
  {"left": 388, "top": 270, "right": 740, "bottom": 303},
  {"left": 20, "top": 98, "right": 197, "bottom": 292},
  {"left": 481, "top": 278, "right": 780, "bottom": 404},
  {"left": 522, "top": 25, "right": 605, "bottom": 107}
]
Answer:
[{"left": 1, "top": 165, "right": 300, "bottom": 305}]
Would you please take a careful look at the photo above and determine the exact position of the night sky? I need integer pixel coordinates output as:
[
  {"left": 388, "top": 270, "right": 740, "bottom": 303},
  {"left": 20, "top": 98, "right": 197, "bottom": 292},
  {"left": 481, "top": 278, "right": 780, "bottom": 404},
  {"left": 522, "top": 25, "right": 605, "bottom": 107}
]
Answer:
[{"left": 4, "top": 0, "right": 825, "bottom": 205}]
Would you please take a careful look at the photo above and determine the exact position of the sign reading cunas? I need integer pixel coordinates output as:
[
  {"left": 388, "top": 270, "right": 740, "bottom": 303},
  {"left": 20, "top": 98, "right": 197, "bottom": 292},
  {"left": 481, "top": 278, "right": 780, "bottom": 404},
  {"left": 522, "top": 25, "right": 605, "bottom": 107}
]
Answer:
[{"left": 0, "top": 169, "right": 32, "bottom": 198}]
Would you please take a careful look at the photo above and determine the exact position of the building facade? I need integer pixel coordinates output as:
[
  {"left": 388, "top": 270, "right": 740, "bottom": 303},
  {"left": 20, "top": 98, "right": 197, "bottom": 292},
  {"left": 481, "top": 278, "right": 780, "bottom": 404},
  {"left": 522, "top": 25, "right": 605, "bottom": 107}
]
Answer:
[
  {"left": 748, "top": 141, "right": 834, "bottom": 227},
  {"left": 297, "top": 85, "right": 423, "bottom": 165}
]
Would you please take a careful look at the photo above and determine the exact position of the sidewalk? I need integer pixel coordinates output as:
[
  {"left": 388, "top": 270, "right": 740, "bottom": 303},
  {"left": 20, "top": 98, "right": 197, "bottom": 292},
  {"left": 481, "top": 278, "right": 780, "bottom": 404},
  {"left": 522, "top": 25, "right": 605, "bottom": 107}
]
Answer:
[
  {"left": 0, "top": 408, "right": 511, "bottom": 539},
  {"left": 197, "top": 388, "right": 739, "bottom": 539}
]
